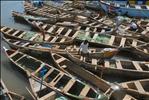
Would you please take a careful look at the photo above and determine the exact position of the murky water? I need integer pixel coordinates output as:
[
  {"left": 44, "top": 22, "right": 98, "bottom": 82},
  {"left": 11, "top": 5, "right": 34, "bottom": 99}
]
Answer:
[{"left": 1, "top": 1, "right": 32, "bottom": 99}]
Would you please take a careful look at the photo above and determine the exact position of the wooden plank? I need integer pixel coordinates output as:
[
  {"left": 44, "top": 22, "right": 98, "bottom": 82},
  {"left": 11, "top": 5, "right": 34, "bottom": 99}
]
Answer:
[
  {"left": 84, "top": 32, "right": 90, "bottom": 37},
  {"left": 108, "top": 36, "right": 115, "bottom": 45},
  {"left": 47, "top": 25, "right": 56, "bottom": 33},
  {"left": 13, "top": 41, "right": 20, "bottom": 45},
  {"left": 93, "top": 28, "right": 97, "bottom": 32},
  {"left": 77, "top": 26, "right": 81, "bottom": 30},
  {"left": 10, "top": 51, "right": 18, "bottom": 58},
  {"left": 22, "top": 43, "right": 30, "bottom": 47},
  {"left": 50, "top": 37, "right": 58, "bottom": 43},
  {"left": 6, "top": 28, "right": 13, "bottom": 34},
  {"left": 104, "top": 61, "right": 110, "bottom": 68},
  {"left": 39, "top": 91, "right": 56, "bottom": 100},
  {"left": 56, "top": 27, "right": 65, "bottom": 35},
  {"left": 132, "top": 61, "right": 143, "bottom": 71},
  {"left": 92, "top": 59, "right": 97, "bottom": 65},
  {"left": 43, "top": 69, "right": 54, "bottom": 79},
  {"left": 60, "top": 29, "right": 72, "bottom": 42},
  {"left": 119, "top": 38, "right": 126, "bottom": 47},
  {"left": 15, "top": 55, "right": 26, "bottom": 62},
  {"left": 18, "top": 32, "right": 26, "bottom": 38},
  {"left": 42, "top": 24, "right": 48, "bottom": 29},
  {"left": 72, "top": 31, "right": 79, "bottom": 38},
  {"left": 123, "top": 95, "right": 134, "bottom": 100},
  {"left": 79, "top": 85, "right": 90, "bottom": 96},
  {"left": 62, "top": 79, "right": 76, "bottom": 93},
  {"left": 12, "top": 30, "right": 20, "bottom": 36},
  {"left": 134, "top": 81, "right": 145, "bottom": 93},
  {"left": 29, "top": 34, "right": 39, "bottom": 41},
  {"left": 56, "top": 57, "right": 66, "bottom": 63},
  {"left": 1, "top": 26, "right": 8, "bottom": 31},
  {"left": 116, "top": 60, "right": 123, "bottom": 69},
  {"left": 50, "top": 73, "right": 64, "bottom": 86},
  {"left": 91, "top": 34, "right": 98, "bottom": 42},
  {"left": 85, "top": 27, "right": 90, "bottom": 31},
  {"left": 131, "top": 40, "right": 137, "bottom": 47},
  {"left": 121, "top": 83, "right": 129, "bottom": 88}
]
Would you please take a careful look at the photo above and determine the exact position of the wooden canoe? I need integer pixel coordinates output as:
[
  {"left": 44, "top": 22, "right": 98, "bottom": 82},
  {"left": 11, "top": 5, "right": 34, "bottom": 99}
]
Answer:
[
  {"left": 66, "top": 49, "right": 149, "bottom": 78},
  {"left": 99, "top": 0, "right": 149, "bottom": 18},
  {"left": 1, "top": 26, "right": 73, "bottom": 45},
  {"left": 12, "top": 11, "right": 57, "bottom": 24},
  {"left": 3, "top": 48, "right": 103, "bottom": 100},
  {"left": 120, "top": 79, "right": 149, "bottom": 99},
  {"left": 27, "top": 74, "right": 69, "bottom": 100},
  {"left": 27, "top": 21, "right": 146, "bottom": 48},
  {"left": 3, "top": 36, "right": 119, "bottom": 59},
  {"left": 51, "top": 52, "right": 138, "bottom": 100},
  {"left": 24, "top": 1, "right": 76, "bottom": 22},
  {"left": 0, "top": 79, "right": 25, "bottom": 100}
]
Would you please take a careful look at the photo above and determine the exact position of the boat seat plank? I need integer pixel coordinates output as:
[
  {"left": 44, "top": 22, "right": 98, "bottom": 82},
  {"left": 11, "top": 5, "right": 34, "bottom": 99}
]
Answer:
[
  {"left": 105, "top": 61, "right": 110, "bottom": 68},
  {"left": 77, "top": 26, "right": 81, "bottom": 30},
  {"left": 72, "top": 31, "right": 79, "bottom": 38},
  {"left": 123, "top": 95, "right": 136, "bottom": 100},
  {"left": 6, "top": 29, "right": 14, "bottom": 34},
  {"left": 22, "top": 43, "right": 30, "bottom": 47},
  {"left": 121, "top": 83, "right": 129, "bottom": 88},
  {"left": 79, "top": 85, "right": 90, "bottom": 96},
  {"left": 144, "top": 49, "right": 148, "bottom": 53},
  {"left": 119, "top": 38, "right": 126, "bottom": 47},
  {"left": 132, "top": 62, "right": 143, "bottom": 71},
  {"left": 50, "top": 73, "right": 64, "bottom": 86},
  {"left": 91, "top": 34, "right": 98, "bottom": 42},
  {"left": 89, "top": 22, "right": 96, "bottom": 26},
  {"left": 56, "top": 27, "right": 65, "bottom": 35},
  {"left": 85, "top": 27, "right": 90, "bottom": 31},
  {"left": 134, "top": 81, "right": 145, "bottom": 93},
  {"left": 15, "top": 55, "right": 26, "bottom": 62},
  {"left": 93, "top": 28, "right": 97, "bottom": 32},
  {"left": 43, "top": 69, "right": 54, "bottom": 79},
  {"left": 44, "top": 34, "right": 50, "bottom": 41},
  {"left": 116, "top": 60, "right": 123, "bottom": 69},
  {"left": 50, "top": 37, "right": 58, "bottom": 43},
  {"left": 108, "top": 36, "right": 115, "bottom": 45},
  {"left": 13, "top": 41, "right": 20, "bottom": 45},
  {"left": 10, "top": 51, "right": 19, "bottom": 58},
  {"left": 12, "top": 30, "right": 20, "bottom": 36},
  {"left": 56, "top": 57, "right": 66, "bottom": 63},
  {"left": 18, "top": 32, "right": 26, "bottom": 38},
  {"left": 92, "top": 59, "right": 97, "bottom": 65},
  {"left": 85, "top": 32, "right": 90, "bottom": 37},
  {"left": 47, "top": 25, "right": 56, "bottom": 33},
  {"left": 29, "top": 34, "right": 39, "bottom": 41},
  {"left": 62, "top": 79, "right": 76, "bottom": 93},
  {"left": 42, "top": 24, "right": 48, "bottom": 30},
  {"left": 34, "top": 64, "right": 46, "bottom": 74},
  {"left": 39, "top": 91, "right": 56, "bottom": 100},
  {"left": 1, "top": 27, "right": 8, "bottom": 31},
  {"left": 131, "top": 40, "right": 137, "bottom": 47}
]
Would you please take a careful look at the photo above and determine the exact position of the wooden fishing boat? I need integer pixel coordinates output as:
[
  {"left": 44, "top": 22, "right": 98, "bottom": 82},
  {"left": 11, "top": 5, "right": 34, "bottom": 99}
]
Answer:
[
  {"left": 66, "top": 49, "right": 149, "bottom": 78},
  {"left": 99, "top": 0, "right": 149, "bottom": 18},
  {"left": 24, "top": 1, "right": 77, "bottom": 22},
  {"left": 3, "top": 36, "right": 120, "bottom": 59},
  {"left": 1, "top": 26, "right": 73, "bottom": 45},
  {"left": 26, "top": 21, "right": 146, "bottom": 48},
  {"left": 3, "top": 48, "right": 105, "bottom": 100},
  {"left": 0, "top": 79, "right": 25, "bottom": 100},
  {"left": 27, "top": 75, "right": 69, "bottom": 100},
  {"left": 51, "top": 52, "right": 139, "bottom": 100},
  {"left": 12, "top": 11, "right": 56, "bottom": 24},
  {"left": 120, "top": 79, "right": 149, "bottom": 99},
  {"left": 123, "top": 44, "right": 149, "bottom": 61}
]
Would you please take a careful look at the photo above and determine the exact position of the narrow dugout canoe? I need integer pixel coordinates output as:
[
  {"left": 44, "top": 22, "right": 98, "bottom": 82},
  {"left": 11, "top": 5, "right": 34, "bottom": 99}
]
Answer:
[
  {"left": 0, "top": 79, "right": 25, "bottom": 100},
  {"left": 27, "top": 74, "right": 69, "bottom": 100},
  {"left": 3, "top": 48, "right": 104, "bottom": 100},
  {"left": 26, "top": 21, "right": 146, "bottom": 48},
  {"left": 3, "top": 37, "right": 119, "bottom": 59},
  {"left": 66, "top": 49, "right": 149, "bottom": 78},
  {"left": 1, "top": 26, "right": 73, "bottom": 45},
  {"left": 51, "top": 52, "right": 138, "bottom": 100},
  {"left": 12, "top": 11, "right": 57, "bottom": 24},
  {"left": 120, "top": 79, "right": 149, "bottom": 100}
]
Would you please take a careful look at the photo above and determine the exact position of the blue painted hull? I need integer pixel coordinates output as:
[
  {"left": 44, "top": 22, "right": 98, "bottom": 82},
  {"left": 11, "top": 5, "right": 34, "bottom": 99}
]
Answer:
[{"left": 100, "top": 1, "right": 149, "bottom": 18}]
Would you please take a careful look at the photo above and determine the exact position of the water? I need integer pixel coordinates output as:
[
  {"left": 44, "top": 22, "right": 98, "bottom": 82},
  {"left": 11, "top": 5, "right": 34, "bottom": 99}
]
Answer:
[{"left": 1, "top": 1, "right": 32, "bottom": 99}]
